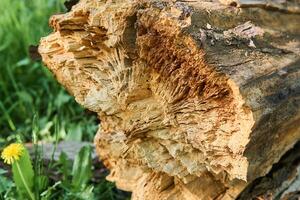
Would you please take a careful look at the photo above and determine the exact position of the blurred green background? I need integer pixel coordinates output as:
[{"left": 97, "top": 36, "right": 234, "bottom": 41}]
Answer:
[
  {"left": 0, "top": 0, "right": 130, "bottom": 199},
  {"left": 0, "top": 0, "right": 97, "bottom": 145}
]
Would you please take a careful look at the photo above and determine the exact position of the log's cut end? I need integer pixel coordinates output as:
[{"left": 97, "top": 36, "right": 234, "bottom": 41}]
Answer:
[{"left": 39, "top": 0, "right": 300, "bottom": 199}]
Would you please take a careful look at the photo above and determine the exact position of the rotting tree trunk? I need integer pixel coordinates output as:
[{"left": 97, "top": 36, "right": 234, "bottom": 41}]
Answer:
[{"left": 38, "top": 0, "right": 300, "bottom": 199}]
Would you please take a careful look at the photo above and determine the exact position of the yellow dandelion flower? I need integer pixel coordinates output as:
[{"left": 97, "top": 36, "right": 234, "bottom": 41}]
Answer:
[{"left": 1, "top": 143, "right": 24, "bottom": 164}]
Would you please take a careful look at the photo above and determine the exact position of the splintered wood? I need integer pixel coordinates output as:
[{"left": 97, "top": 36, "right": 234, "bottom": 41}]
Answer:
[{"left": 39, "top": 0, "right": 300, "bottom": 199}]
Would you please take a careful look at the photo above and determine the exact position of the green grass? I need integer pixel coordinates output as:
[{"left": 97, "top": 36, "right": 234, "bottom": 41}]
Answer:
[
  {"left": 0, "top": 142, "right": 130, "bottom": 200},
  {"left": 0, "top": 0, "right": 130, "bottom": 199},
  {"left": 0, "top": 0, "right": 97, "bottom": 144}
]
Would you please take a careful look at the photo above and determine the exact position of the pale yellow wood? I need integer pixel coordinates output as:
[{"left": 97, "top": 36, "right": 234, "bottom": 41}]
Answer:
[{"left": 39, "top": 0, "right": 300, "bottom": 199}]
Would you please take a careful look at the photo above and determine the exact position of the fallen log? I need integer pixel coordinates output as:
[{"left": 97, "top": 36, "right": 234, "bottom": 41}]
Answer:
[{"left": 38, "top": 0, "right": 300, "bottom": 199}]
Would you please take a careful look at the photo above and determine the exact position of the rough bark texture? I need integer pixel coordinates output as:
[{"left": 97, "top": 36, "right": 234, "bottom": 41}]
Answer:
[
  {"left": 39, "top": 0, "right": 300, "bottom": 199},
  {"left": 238, "top": 141, "right": 300, "bottom": 200}
]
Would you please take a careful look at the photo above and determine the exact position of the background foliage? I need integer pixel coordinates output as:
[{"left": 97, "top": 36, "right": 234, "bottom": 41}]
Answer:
[
  {"left": 0, "top": 0, "right": 97, "bottom": 145},
  {"left": 0, "top": 0, "right": 128, "bottom": 199}
]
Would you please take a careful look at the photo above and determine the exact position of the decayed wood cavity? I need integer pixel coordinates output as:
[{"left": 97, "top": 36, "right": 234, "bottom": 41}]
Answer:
[{"left": 39, "top": 0, "right": 300, "bottom": 199}]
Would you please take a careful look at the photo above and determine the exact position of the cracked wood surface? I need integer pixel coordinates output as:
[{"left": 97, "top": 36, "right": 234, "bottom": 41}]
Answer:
[{"left": 39, "top": 0, "right": 300, "bottom": 199}]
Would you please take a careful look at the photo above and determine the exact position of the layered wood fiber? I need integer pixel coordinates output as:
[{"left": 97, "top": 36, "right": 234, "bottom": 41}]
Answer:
[{"left": 39, "top": 0, "right": 300, "bottom": 199}]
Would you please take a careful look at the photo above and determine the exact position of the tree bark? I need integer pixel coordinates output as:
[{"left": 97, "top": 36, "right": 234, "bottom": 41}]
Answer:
[{"left": 38, "top": 0, "right": 300, "bottom": 199}]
